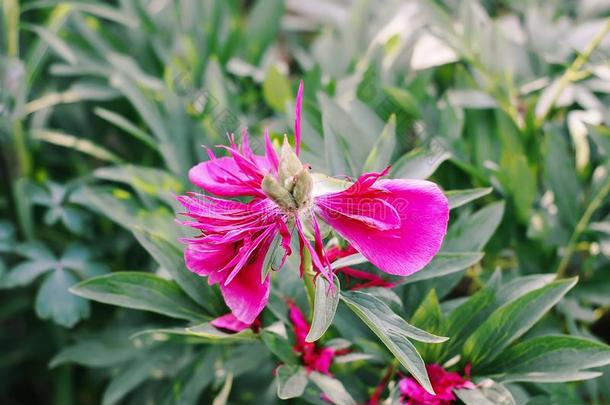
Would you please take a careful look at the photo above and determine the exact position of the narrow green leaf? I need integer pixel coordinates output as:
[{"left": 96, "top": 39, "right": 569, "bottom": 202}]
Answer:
[
  {"left": 446, "top": 187, "right": 493, "bottom": 209},
  {"left": 71, "top": 272, "right": 206, "bottom": 322},
  {"left": 94, "top": 107, "right": 158, "bottom": 151},
  {"left": 463, "top": 278, "right": 578, "bottom": 367},
  {"left": 390, "top": 147, "right": 451, "bottom": 180},
  {"left": 487, "top": 335, "right": 610, "bottom": 380},
  {"left": 306, "top": 275, "right": 340, "bottom": 342},
  {"left": 31, "top": 130, "right": 123, "bottom": 163},
  {"left": 363, "top": 114, "right": 397, "bottom": 172},
  {"left": 341, "top": 290, "right": 447, "bottom": 394},
  {"left": 403, "top": 252, "right": 484, "bottom": 284},
  {"left": 384, "top": 87, "right": 422, "bottom": 118}
]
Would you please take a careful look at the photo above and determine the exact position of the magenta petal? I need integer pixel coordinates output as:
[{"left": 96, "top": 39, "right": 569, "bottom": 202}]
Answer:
[
  {"left": 294, "top": 80, "right": 303, "bottom": 155},
  {"left": 316, "top": 179, "right": 449, "bottom": 277},
  {"left": 189, "top": 156, "right": 269, "bottom": 198},
  {"left": 219, "top": 244, "right": 271, "bottom": 324},
  {"left": 211, "top": 313, "right": 251, "bottom": 333}
]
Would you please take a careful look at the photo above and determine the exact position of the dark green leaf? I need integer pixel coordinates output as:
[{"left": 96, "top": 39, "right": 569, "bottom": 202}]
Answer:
[{"left": 71, "top": 272, "right": 207, "bottom": 322}]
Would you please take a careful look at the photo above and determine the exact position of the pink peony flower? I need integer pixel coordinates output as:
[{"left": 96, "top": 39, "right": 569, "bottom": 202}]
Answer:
[
  {"left": 288, "top": 302, "right": 341, "bottom": 374},
  {"left": 399, "top": 364, "right": 475, "bottom": 405},
  {"left": 178, "top": 81, "right": 449, "bottom": 324}
]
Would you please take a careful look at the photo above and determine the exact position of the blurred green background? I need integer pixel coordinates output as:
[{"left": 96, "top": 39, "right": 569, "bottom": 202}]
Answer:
[{"left": 1, "top": 0, "right": 610, "bottom": 404}]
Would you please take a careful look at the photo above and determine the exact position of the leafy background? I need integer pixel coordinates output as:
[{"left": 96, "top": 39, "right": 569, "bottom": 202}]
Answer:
[{"left": 1, "top": 0, "right": 610, "bottom": 404}]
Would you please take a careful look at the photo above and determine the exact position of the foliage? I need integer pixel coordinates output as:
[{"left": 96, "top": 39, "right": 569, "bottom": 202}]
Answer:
[{"left": 2, "top": 0, "right": 610, "bottom": 404}]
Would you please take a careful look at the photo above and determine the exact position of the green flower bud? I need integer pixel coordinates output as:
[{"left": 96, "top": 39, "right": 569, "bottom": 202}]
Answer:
[
  {"left": 292, "top": 167, "right": 313, "bottom": 208},
  {"left": 262, "top": 173, "right": 297, "bottom": 211}
]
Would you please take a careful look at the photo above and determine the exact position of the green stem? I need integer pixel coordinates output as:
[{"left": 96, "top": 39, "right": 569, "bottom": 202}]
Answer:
[
  {"left": 302, "top": 248, "right": 316, "bottom": 315},
  {"left": 536, "top": 19, "right": 610, "bottom": 127},
  {"left": 556, "top": 174, "right": 610, "bottom": 278}
]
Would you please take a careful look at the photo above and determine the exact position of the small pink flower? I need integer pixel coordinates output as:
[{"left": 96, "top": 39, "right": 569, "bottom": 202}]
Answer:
[
  {"left": 178, "top": 81, "right": 449, "bottom": 324},
  {"left": 288, "top": 302, "right": 339, "bottom": 374},
  {"left": 399, "top": 364, "right": 475, "bottom": 405}
]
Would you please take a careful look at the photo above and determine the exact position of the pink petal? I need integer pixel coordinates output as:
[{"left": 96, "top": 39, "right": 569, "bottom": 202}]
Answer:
[
  {"left": 189, "top": 157, "right": 266, "bottom": 197},
  {"left": 211, "top": 313, "right": 252, "bottom": 333},
  {"left": 219, "top": 241, "right": 271, "bottom": 323},
  {"left": 264, "top": 128, "right": 279, "bottom": 173},
  {"left": 315, "top": 178, "right": 449, "bottom": 277},
  {"left": 294, "top": 80, "right": 303, "bottom": 155}
]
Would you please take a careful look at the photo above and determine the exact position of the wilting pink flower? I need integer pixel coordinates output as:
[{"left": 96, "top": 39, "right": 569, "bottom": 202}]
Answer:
[
  {"left": 289, "top": 302, "right": 341, "bottom": 374},
  {"left": 178, "top": 81, "right": 449, "bottom": 324},
  {"left": 328, "top": 244, "right": 395, "bottom": 290},
  {"left": 399, "top": 364, "right": 474, "bottom": 405}
]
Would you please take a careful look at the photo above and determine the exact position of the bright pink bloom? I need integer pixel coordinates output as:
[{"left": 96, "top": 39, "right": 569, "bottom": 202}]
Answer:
[
  {"left": 328, "top": 245, "right": 395, "bottom": 290},
  {"left": 288, "top": 302, "right": 338, "bottom": 374},
  {"left": 179, "top": 81, "right": 449, "bottom": 324},
  {"left": 399, "top": 364, "right": 474, "bottom": 405}
]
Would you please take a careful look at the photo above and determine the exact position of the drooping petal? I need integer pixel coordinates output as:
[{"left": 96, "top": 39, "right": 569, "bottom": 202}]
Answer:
[
  {"left": 211, "top": 313, "right": 252, "bottom": 333},
  {"left": 315, "top": 178, "right": 449, "bottom": 277},
  {"left": 219, "top": 243, "right": 272, "bottom": 324}
]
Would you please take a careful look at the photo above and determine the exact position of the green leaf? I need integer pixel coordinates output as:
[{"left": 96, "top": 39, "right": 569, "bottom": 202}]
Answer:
[
  {"left": 102, "top": 350, "right": 173, "bottom": 405},
  {"left": 263, "top": 65, "right": 292, "bottom": 112},
  {"left": 384, "top": 87, "right": 421, "bottom": 118},
  {"left": 243, "top": 0, "right": 284, "bottom": 63},
  {"left": 50, "top": 333, "right": 138, "bottom": 368},
  {"left": 341, "top": 290, "right": 447, "bottom": 394},
  {"left": 544, "top": 130, "right": 581, "bottom": 228},
  {"left": 23, "top": 23, "right": 77, "bottom": 64},
  {"left": 71, "top": 272, "right": 206, "bottom": 322},
  {"left": 308, "top": 372, "right": 356, "bottom": 405},
  {"left": 455, "top": 380, "right": 516, "bottom": 405},
  {"left": 36, "top": 269, "right": 90, "bottom": 328},
  {"left": 276, "top": 365, "right": 308, "bottom": 400},
  {"left": 306, "top": 275, "right": 340, "bottom": 342},
  {"left": 463, "top": 278, "right": 578, "bottom": 367},
  {"left": 363, "top": 114, "right": 397, "bottom": 172},
  {"left": 185, "top": 323, "right": 258, "bottom": 343},
  {"left": 31, "top": 129, "right": 123, "bottom": 163},
  {"left": 1, "top": 260, "right": 55, "bottom": 288},
  {"left": 322, "top": 106, "right": 350, "bottom": 176},
  {"left": 94, "top": 107, "right": 158, "bottom": 151},
  {"left": 132, "top": 227, "right": 221, "bottom": 314},
  {"left": 402, "top": 252, "right": 484, "bottom": 284},
  {"left": 446, "top": 187, "right": 493, "bottom": 209},
  {"left": 487, "top": 335, "right": 610, "bottom": 381},
  {"left": 262, "top": 329, "right": 299, "bottom": 365},
  {"left": 443, "top": 201, "right": 505, "bottom": 252},
  {"left": 390, "top": 146, "right": 451, "bottom": 180}
]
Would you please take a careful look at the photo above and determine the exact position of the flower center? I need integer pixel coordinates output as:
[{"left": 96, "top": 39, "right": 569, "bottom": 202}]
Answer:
[{"left": 262, "top": 139, "right": 313, "bottom": 213}]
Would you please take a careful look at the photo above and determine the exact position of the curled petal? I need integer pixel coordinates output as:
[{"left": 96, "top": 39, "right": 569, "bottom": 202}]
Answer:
[
  {"left": 316, "top": 178, "right": 449, "bottom": 277},
  {"left": 211, "top": 313, "right": 252, "bottom": 333}
]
